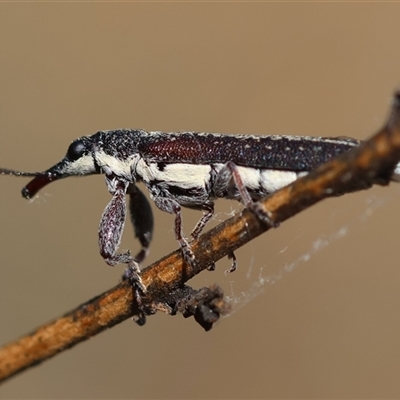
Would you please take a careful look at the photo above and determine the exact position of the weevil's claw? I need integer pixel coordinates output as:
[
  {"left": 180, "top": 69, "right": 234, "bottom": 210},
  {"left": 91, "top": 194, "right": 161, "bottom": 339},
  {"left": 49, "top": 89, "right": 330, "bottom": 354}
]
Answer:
[
  {"left": 248, "top": 202, "right": 280, "bottom": 228},
  {"left": 207, "top": 262, "right": 216, "bottom": 271},
  {"left": 225, "top": 251, "right": 237, "bottom": 274},
  {"left": 133, "top": 311, "right": 146, "bottom": 326}
]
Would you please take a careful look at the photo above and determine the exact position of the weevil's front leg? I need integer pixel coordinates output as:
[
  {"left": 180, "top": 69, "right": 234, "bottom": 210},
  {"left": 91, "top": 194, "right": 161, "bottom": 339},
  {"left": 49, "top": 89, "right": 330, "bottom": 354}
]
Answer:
[
  {"left": 99, "top": 176, "right": 146, "bottom": 299},
  {"left": 127, "top": 183, "right": 154, "bottom": 264},
  {"left": 152, "top": 196, "right": 196, "bottom": 266}
]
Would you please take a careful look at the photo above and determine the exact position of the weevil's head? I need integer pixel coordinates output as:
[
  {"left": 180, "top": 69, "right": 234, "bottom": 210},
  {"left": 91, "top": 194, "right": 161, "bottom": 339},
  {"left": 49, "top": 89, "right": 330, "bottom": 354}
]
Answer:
[
  {"left": 0, "top": 130, "right": 143, "bottom": 199},
  {"left": 23, "top": 135, "right": 100, "bottom": 199},
  {"left": 0, "top": 135, "right": 100, "bottom": 199}
]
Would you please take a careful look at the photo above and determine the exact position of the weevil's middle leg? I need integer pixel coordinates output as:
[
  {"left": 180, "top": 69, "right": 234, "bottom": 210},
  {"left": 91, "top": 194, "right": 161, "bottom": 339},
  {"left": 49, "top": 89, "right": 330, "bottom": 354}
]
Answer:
[
  {"left": 191, "top": 203, "right": 214, "bottom": 239},
  {"left": 189, "top": 203, "right": 216, "bottom": 270},
  {"left": 152, "top": 196, "right": 196, "bottom": 266}
]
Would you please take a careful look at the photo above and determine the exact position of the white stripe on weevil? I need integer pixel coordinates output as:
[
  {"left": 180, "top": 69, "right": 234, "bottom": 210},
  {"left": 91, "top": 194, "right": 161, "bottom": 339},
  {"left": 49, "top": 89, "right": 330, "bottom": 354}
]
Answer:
[
  {"left": 260, "top": 170, "right": 299, "bottom": 193},
  {"left": 137, "top": 161, "right": 212, "bottom": 189},
  {"left": 95, "top": 151, "right": 139, "bottom": 179}
]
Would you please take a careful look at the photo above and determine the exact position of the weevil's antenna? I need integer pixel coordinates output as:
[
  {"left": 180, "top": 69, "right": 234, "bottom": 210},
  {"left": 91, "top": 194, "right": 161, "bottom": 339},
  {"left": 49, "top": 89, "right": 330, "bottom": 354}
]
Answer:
[{"left": 0, "top": 168, "right": 40, "bottom": 177}]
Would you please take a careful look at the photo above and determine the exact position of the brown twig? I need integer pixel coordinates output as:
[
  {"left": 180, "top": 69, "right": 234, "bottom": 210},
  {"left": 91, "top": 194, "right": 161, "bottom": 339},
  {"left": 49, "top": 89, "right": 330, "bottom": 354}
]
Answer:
[{"left": 2, "top": 91, "right": 400, "bottom": 384}]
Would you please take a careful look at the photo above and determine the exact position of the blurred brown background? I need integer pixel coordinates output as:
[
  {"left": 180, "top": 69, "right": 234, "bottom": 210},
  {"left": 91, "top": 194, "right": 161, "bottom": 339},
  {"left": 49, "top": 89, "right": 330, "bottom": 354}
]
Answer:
[{"left": 1, "top": 3, "right": 400, "bottom": 398}]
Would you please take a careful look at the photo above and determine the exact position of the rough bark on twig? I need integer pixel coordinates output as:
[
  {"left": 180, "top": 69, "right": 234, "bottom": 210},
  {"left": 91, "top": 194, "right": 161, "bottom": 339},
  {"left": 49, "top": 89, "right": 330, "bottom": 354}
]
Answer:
[{"left": 1, "top": 91, "right": 400, "bottom": 383}]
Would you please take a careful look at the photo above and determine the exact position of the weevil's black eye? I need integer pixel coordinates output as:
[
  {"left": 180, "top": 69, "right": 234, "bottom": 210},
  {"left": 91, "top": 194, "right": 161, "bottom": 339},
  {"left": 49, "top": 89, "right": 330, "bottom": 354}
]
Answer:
[{"left": 67, "top": 140, "right": 86, "bottom": 161}]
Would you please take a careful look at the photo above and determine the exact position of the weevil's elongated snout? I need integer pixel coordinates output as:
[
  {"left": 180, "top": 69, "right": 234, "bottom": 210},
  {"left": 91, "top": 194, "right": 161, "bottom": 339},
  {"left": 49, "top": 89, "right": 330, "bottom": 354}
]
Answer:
[
  {"left": 21, "top": 159, "right": 76, "bottom": 199},
  {"left": 0, "top": 136, "right": 100, "bottom": 199},
  {"left": 0, "top": 157, "right": 96, "bottom": 199},
  {"left": 22, "top": 170, "right": 62, "bottom": 199},
  {"left": 0, "top": 168, "right": 56, "bottom": 199}
]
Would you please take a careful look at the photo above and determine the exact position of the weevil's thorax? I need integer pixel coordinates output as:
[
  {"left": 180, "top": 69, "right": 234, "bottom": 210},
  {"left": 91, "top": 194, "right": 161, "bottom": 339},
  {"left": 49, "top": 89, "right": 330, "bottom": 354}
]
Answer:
[{"left": 92, "top": 129, "right": 145, "bottom": 180}]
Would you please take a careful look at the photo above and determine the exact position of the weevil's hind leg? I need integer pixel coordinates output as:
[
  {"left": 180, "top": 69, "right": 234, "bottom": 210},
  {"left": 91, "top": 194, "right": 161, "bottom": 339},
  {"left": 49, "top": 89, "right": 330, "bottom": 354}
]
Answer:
[
  {"left": 127, "top": 184, "right": 154, "bottom": 264},
  {"left": 152, "top": 196, "right": 196, "bottom": 266},
  {"left": 99, "top": 178, "right": 146, "bottom": 309},
  {"left": 213, "top": 161, "right": 277, "bottom": 273},
  {"left": 214, "top": 161, "right": 277, "bottom": 226}
]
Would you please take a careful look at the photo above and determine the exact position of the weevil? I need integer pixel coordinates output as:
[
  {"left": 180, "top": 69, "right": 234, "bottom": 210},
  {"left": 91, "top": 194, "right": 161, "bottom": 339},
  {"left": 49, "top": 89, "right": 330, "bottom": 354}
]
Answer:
[{"left": 2, "top": 130, "right": 400, "bottom": 304}]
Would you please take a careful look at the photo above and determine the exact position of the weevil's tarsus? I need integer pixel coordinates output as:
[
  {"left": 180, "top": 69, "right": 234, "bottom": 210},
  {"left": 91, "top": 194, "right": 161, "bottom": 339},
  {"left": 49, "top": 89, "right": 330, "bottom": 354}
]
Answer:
[{"left": 123, "top": 264, "right": 147, "bottom": 313}]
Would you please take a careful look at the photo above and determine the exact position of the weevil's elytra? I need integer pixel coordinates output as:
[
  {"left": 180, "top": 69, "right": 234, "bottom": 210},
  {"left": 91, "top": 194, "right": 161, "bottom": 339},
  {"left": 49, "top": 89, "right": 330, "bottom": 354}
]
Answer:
[{"left": 2, "top": 129, "right": 400, "bottom": 309}]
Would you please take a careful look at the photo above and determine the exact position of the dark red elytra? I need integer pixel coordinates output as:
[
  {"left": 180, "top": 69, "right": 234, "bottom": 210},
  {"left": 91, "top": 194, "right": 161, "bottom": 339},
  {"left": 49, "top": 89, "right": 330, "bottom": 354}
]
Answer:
[{"left": 138, "top": 133, "right": 359, "bottom": 171}]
